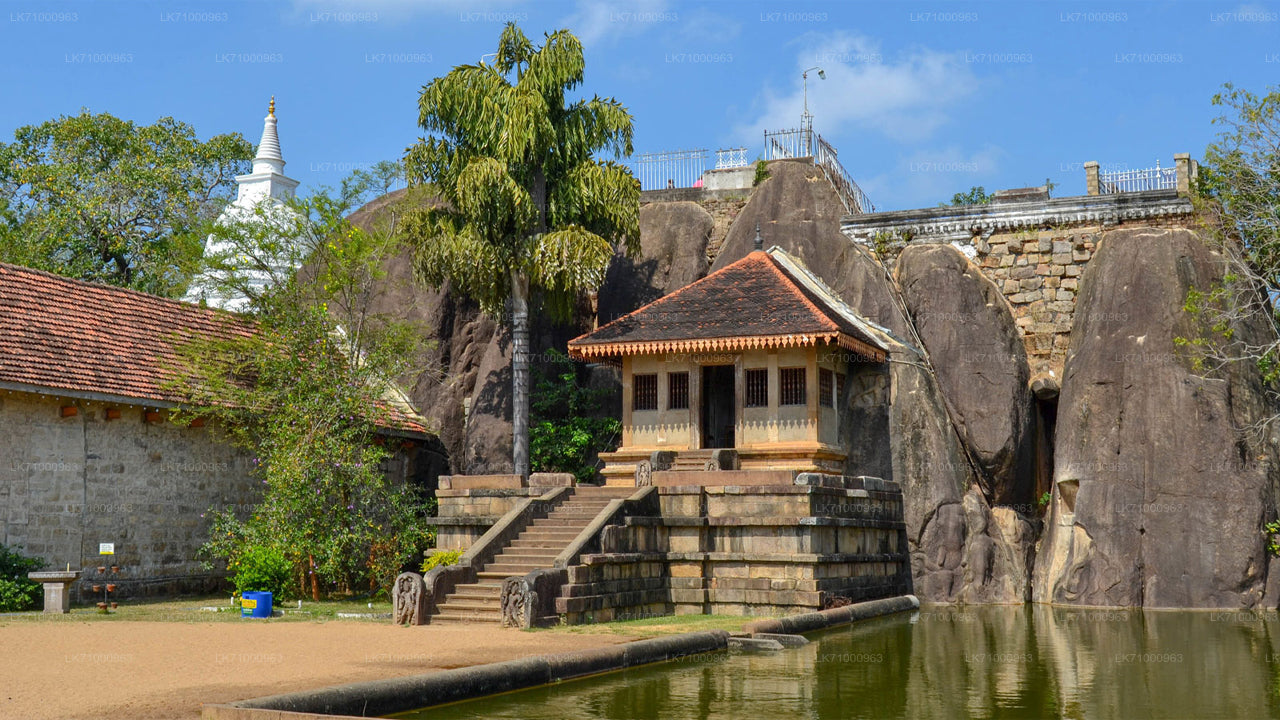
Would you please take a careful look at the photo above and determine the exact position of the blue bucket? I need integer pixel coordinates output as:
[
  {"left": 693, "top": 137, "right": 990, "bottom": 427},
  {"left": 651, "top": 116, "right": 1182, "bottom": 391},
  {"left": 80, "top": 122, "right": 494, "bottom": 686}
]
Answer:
[{"left": 240, "top": 591, "right": 273, "bottom": 618}]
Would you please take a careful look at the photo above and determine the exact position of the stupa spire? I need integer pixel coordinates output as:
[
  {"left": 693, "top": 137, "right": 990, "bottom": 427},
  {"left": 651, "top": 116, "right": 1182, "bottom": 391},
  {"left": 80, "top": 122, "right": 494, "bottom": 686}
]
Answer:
[{"left": 253, "top": 96, "right": 284, "bottom": 173}]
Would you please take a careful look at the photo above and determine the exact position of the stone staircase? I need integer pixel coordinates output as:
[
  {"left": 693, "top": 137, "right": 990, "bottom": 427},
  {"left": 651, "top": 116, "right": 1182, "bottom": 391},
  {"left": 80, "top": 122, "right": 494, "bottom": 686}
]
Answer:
[
  {"left": 432, "top": 486, "right": 634, "bottom": 624},
  {"left": 672, "top": 449, "right": 715, "bottom": 472}
]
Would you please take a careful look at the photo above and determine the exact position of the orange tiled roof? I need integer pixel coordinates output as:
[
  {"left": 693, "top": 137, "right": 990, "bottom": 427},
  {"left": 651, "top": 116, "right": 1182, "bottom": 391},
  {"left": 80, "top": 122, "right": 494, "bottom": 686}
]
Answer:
[
  {"left": 0, "top": 262, "right": 429, "bottom": 436},
  {"left": 568, "top": 250, "right": 888, "bottom": 361}
]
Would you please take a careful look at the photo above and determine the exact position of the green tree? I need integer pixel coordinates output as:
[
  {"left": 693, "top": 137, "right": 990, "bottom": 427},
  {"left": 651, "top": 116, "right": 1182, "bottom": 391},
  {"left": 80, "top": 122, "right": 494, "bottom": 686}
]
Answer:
[
  {"left": 0, "top": 110, "right": 251, "bottom": 296},
  {"left": 946, "top": 186, "right": 992, "bottom": 207},
  {"left": 1180, "top": 83, "right": 1280, "bottom": 423},
  {"left": 403, "top": 23, "right": 640, "bottom": 478},
  {"left": 168, "top": 176, "right": 434, "bottom": 599}
]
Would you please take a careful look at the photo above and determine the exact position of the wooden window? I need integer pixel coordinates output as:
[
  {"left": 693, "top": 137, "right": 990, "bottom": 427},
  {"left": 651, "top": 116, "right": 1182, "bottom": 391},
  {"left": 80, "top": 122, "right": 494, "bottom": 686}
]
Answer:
[
  {"left": 633, "top": 374, "right": 658, "bottom": 411},
  {"left": 780, "top": 367, "right": 806, "bottom": 406},
  {"left": 819, "top": 368, "right": 834, "bottom": 408},
  {"left": 745, "top": 368, "right": 768, "bottom": 408},
  {"left": 668, "top": 371, "right": 689, "bottom": 410}
]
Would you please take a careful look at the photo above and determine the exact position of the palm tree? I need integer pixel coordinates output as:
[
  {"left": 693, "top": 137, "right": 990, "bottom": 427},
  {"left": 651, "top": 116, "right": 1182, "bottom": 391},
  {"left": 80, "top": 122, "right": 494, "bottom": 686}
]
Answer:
[{"left": 404, "top": 23, "right": 640, "bottom": 478}]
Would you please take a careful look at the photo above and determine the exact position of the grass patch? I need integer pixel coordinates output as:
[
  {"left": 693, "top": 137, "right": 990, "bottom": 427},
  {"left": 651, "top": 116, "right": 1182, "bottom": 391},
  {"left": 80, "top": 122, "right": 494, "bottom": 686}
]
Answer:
[
  {"left": 0, "top": 594, "right": 392, "bottom": 625},
  {"left": 535, "top": 614, "right": 752, "bottom": 637}
]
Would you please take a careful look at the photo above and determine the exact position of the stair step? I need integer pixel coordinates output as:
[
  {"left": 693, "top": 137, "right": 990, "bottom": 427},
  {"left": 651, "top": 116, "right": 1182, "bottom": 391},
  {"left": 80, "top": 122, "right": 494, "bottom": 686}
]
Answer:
[
  {"left": 432, "top": 610, "right": 502, "bottom": 624},
  {"left": 449, "top": 586, "right": 503, "bottom": 599},
  {"left": 507, "top": 539, "right": 571, "bottom": 549},
  {"left": 437, "top": 597, "right": 501, "bottom": 607},
  {"left": 529, "top": 518, "right": 594, "bottom": 527},
  {"left": 493, "top": 552, "right": 560, "bottom": 561},
  {"left": 477, "top": 570, "right": 545, "bottom": 580},
  {"left": 483, "top": 563, "right": 550, "bottom": 574},
  {"left": 525, "top": 528, "right": 588, "bottom": 535}
]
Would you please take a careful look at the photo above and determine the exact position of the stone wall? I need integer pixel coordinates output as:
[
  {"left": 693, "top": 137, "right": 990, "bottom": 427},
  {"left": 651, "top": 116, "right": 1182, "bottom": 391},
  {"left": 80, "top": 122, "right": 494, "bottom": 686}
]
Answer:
[
  {"left": 434, "top": 487, "right": 547, "bottom": 550},
  {"left": 0, "top": 389, "right": 437, "bottom": 600},
  {"left": 555, "top": 475, "right": 910, "bottom": 623},
  {"left": 842, "top": 189, "right": 1197, "bottom": 378},
  {"left": 0, "top": 391, "right": 257, "bottom": 598}
]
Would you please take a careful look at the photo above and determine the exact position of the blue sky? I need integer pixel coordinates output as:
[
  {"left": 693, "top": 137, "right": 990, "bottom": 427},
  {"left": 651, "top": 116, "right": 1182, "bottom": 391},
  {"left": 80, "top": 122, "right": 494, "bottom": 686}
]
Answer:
[{"left": 1, "top": 0, "right": 1276, "bottom": 210}]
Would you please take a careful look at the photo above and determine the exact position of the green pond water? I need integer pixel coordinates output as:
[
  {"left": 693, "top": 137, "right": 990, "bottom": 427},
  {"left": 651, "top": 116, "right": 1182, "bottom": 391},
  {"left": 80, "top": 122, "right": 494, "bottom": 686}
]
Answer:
[{"left": 392, "top": 605, "right": 1280, "bottom": 719}]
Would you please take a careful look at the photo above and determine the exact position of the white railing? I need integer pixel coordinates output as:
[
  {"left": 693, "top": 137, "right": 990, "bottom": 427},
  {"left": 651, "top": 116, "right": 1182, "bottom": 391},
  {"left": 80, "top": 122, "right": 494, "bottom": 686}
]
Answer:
[
  {"left": 632, "top": 149, "right": 707, "bottom": 191},
  {"left": 715, "top": 147, "right": 749, "bottom": 169},
  {"left": 815, "top": 135, "right": 875, "bottom": 214},
  {"left": 764, "top": 127, "right": 813, "bottom": 160},
  {"left": 632, "top": 131, "right": 875, "bottom": 214},
  {"left": 1099, "top": 162, "right": 1177, "bottom": 194}
]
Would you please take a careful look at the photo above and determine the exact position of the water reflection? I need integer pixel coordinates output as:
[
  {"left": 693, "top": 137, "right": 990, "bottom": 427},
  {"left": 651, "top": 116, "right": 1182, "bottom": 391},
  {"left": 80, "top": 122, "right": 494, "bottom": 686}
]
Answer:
[{"left": 392, "top": 606, "right": 1280, "bottom": 719}]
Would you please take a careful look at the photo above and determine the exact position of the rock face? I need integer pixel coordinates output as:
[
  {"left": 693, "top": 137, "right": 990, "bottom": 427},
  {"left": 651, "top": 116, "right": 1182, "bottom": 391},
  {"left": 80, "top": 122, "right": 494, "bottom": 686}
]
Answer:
[
  {"left": 597, "top": 201, "right": 711, "bottom": 325},
  {"left": 714, "top": 160, "right": 1031, "bottom": 602},
  {"left": 897, "top": 244, "right": 1035, "bottom": 506},
  {"left": 711, "top": 160, "right": 910, "bottom": 338},
  {"left": 1033, "top": 227, "right": 1279, "bottom": 608}
]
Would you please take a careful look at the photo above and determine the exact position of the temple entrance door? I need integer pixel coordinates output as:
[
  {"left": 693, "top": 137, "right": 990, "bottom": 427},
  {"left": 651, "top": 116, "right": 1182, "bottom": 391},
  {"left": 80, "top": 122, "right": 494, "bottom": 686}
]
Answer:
[{"left": 701, "top": 365, "right": 735, "bottom": 449}]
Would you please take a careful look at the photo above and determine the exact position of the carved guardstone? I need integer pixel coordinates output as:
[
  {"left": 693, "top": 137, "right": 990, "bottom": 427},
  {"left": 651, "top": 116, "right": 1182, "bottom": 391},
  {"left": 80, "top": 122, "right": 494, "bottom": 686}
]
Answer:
[
  {"left": 392, "top": 572, "right": 428, "bottom": 626},
  {"left": 635, "top": 460, "right": 653, "bottom": 487},
  {"left": 500, "top": 576, "right": 536, "bottom": 629}
]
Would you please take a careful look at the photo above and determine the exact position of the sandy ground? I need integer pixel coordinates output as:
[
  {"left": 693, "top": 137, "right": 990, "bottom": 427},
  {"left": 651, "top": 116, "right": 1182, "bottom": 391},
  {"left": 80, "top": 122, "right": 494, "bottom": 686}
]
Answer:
[{"left": 0, "top": 619, "right": 639, "bottom": 720}]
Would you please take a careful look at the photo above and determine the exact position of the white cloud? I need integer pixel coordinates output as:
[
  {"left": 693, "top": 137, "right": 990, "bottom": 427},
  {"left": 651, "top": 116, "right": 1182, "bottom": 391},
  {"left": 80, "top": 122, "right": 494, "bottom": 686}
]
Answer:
[{"left": 734, "top": 33, "right": 979, "bottom": 145}]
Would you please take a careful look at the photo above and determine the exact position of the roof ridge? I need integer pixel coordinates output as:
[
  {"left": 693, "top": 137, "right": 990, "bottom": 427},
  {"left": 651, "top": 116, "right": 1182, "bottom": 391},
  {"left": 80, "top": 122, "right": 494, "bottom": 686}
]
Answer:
[
  {"left": 758, "top": 252, "right": 841, "bottom": 334},
  {"left": 582, "top": 250, "right": 775, "bottom": 338},
  {"left": 0, "top": 260, "right": 241, "bottom": 321}
]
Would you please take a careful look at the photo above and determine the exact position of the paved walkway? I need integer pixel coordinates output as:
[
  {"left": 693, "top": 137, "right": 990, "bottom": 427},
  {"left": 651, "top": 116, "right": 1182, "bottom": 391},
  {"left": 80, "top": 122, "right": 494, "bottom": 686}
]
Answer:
[{"left": 1, "top": 619, "right": 636, "bottom": 720}]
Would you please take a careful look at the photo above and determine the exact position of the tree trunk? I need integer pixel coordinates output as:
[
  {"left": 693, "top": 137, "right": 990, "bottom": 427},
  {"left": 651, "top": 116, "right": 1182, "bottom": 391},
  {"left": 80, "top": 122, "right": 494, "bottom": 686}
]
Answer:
[{"left": 511, "top": 270, "right": 531, "bottom": 479}]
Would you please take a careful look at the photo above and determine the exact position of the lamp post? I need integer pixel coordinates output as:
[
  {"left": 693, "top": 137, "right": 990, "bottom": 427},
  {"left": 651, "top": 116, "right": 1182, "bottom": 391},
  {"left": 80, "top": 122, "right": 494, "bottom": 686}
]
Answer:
[{"left": 801, "top": 66, "right": 825, "bottom": 156}]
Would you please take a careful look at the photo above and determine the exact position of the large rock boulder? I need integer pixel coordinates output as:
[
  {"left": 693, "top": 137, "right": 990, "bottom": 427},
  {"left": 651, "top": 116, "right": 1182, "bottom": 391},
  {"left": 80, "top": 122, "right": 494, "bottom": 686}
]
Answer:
[
  {"left": 711, "top": 159, "right": 909, "bottom": 337},
  {"left": 897, "top": 244, "right": 1035, "bottom": 506},
  {"left": 597, "top": 201, "right": 711, "bottom": 325},
  {"left": 1033, "top": 227, "right": 1280, "bottom": 608},
  {"left": 888, "top": 346, "right": 1034, "bottom": 603}
]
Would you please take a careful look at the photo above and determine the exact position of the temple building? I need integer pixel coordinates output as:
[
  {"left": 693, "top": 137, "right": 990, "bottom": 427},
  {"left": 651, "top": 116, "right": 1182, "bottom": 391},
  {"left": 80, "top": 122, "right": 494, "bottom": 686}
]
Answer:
[
  {"left": 184, "top": 97, "right": 301, "bottom": 311},
  {"left": 568, "top": 241, "right": 891, "bottom": 486}
]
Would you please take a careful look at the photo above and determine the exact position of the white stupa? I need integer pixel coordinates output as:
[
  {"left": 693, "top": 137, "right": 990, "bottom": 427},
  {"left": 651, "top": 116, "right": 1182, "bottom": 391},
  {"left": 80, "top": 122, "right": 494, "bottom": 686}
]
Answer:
[{"left": 185, "top": 97, "right": 302, "bottom": 311}]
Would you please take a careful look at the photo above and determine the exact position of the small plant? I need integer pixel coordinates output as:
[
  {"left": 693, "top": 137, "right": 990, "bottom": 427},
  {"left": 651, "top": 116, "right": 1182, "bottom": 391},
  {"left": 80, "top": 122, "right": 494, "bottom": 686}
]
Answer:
[
  {"left": 0, "top": 544, "right": 44, "bottom": 612},
  {"left": 1038, "top": 491, "right": 1053, "bottom": 509},
  {"left": 753, "top": 159, "right": 770, "bottom": 186},
  {"left": 229, "top": 544, "right": 295, "bottom": 601},
  {"left": 421, "top": 549, "right": 464, "bottom": 574},
  {"left": 1265, "top": 521, "right": 1280, "bottom": 558}
]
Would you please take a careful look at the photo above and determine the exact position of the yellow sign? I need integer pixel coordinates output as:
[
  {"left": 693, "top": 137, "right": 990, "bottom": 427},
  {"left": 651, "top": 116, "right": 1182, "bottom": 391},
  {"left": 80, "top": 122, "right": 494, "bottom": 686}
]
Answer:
[
  {"left": 242, "top": 598, "right": 257, "bottom": 609},
  {"left": 98, "top": 543, "right": 114, "bottom": 555}
]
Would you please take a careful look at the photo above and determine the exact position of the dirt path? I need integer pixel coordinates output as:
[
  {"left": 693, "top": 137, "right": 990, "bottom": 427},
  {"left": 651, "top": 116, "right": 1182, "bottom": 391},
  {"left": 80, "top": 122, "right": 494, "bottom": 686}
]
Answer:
[{"left": 1, "top": 620, "right": 638, "bottom": 720}]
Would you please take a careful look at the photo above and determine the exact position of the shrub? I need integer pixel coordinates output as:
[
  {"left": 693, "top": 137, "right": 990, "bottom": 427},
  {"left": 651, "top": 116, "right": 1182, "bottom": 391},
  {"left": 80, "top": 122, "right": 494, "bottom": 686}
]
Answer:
[
  {"left": 0, "top": 544, "right": 44, "bottom": 612},
  {"left": 529, "top": 349, "right": 620, "bottom": 483},
  {"left": 421, "top": 549, "right": 464, "bottom": 574},
  {"left": 228, "top": 544, "right": 295, "bottom": 601},
  {"left": 753, "top": 160, "right": 770, "bottom": 186}
]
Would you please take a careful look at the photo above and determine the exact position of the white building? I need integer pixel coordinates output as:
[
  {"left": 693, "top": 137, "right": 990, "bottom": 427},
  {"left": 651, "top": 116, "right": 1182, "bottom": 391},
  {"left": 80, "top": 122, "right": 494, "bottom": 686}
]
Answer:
[{"left": 185, "top": 98, "right": 301, "bottom": 311}]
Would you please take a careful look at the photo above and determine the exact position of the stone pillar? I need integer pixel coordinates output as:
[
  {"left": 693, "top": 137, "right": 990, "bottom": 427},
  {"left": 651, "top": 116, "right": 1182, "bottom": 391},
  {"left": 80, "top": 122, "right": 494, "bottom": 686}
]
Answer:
[
  {"left": 1083, "top": 161, "right": 1100, "bottom": 196},
  {"left": 1174, "top": 153, "right": 1193, "bottom": 195}
]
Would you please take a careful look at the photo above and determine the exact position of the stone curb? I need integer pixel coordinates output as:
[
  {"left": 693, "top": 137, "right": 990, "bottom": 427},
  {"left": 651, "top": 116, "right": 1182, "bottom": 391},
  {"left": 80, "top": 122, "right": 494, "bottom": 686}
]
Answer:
[
  {"left": 741, "top": 594, "right": 920, "bottom": 635},
  {"left": 201, "top": 630, "right": 730, "bottom": 719}
]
